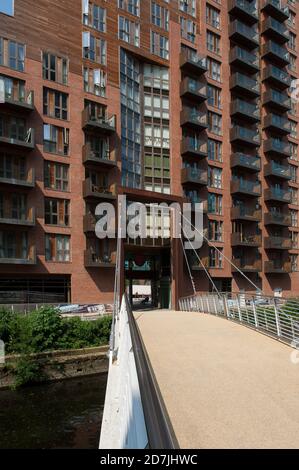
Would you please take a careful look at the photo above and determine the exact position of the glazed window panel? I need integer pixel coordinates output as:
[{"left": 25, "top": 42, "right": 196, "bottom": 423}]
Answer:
[
  {"left": 207, "top": 30, "right": 221, "bottom": 55},
  {"left": 43, "top": 52, "right": 69, "bottom": 85},
  {"left": 83, "top": 32, "right": 106, "bottom": 65},
  {"left": 206, "top": 5, "right": 220, "bottom": 30},
  {"left": 207, "top": 57, "right": 221, "bottom": 82},
  {"left": 45, "top": 234, "right": 70, "bottom": 262},
  {"left": 179, "top": 0, "right": 196, "bottom": 17},
  {"left": 208, "top": 111, "right": 222, "bottom": 135},
  {"left": 0, "top": 75, "right": 25, "bottom": 101},
  {"left": 180, "top": 17, "right": 196, "bottom": 43},
  {"left": 118, "top": 0, "right": 140, "bottom": 16},
  {"left": 44, "top": 161, "right": 69, "bottom": 191},
  {"left": 0, "top": 38, "right": 25, "bottom": 71},
  {"left": 0, "top": 153, "right": 26, "bottom": 180},
  {"left": 119, "top": 16, "right": 140, "bottom": 47},
  {"left": 208, "top": 139, "right": 222, "bottom": 162},
  {"left": 151, "top": 31, "right": 169, "bottom": 59},
  {"left": 0, "top": 0, "right": 14, "bottom": 16},
  {"left": 152, "top": 2, "right": 169, "bottom": 31},
  {"left": 43, "top": 124, "right": 69, "bottom": 156},
  {"left": 83, "top": 2, "right": 106, "bottom": 32},
  {"left": 43, "top": 88, "right": 68, "bottom": 120},
  {"left": 84, "top": 67, "right": 106, "bottom": 97},
  {"left": 45, "top": 198, "right": 70, "bottom": 226}
]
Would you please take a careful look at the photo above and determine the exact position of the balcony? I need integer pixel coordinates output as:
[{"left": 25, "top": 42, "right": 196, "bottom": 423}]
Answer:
[
  {"left": 190, "top": 255, "right": 210, "bottom": 271},
  {"left": 264, "top": 237, "right": 292, "bottom": 249},
  {"left": 180, "top": 78, "right": 207, "bottom": 103},
  {"left": 264, "top": 187, "right": 291, "bottom": 203},
  {"left": 231, "top": 206, "right": 262, "bottom": 222},
  {"left": 230, "top": 99, "right": 260, "bottom": 123},
  {"left": 185, "top": 195, "right": 208, "bottom": 212},
  {"left": 230, "top": 126, "right": 260, "bottom": 147},
  {"left": 263, "top": 89, "right": 291, "bottom": 112},
  {"left": 229, "top": 47, "right": 259, "bottom": 73},
  {"left": 83, "top": 179, "right": 117, "bottom": 200},
  {"left": 231, "top": 233, "right": 262, "bottom": 247},
  {"left": 264, "top": 211, "right": 291, "bottom": 225},
  {"left": 232, "top": 258, "right": 262, "bottom": 272},
  {"left": 0, "top": 246, "right": 36, "bottom": 265},
  {"left": 228, "top": 0, "right": 258, "bottom": 24},
  {"left": 231, "top": 153, "right": 261, "bottom": 172},
  {"left": 231, "top": 179, "right": 261, "bottom": 196},
  {"left": 262, "top": 17, "right": 289, "bottom": 44},
  {"left": 181, "top": 167, "right": 208, "bottom": 186},
  {"left": 84, "top": 250, "right": 116, "bottom": 268},
  {"left": 261, "top": 0, "right": 289, "bottom": 23},
  {"left": 229, "top": 20, "right": 259, "bottom": 49},
  {"left": 0, "top": 168, "right": 35, "bottom": 188},
  {"left": 264, "top": 138, "right": 290, "bottom": 157},
  {"left": 261, "top": 41, "right": 289, "bottom": 67},
  {"left": 180, "top": 109, "right": 208, "bottom": 131},
  {"left": 181, "top": 137, "right": 207, "bottom": 159},
  {"left": 3, "top": 90, "right": 34, "bottom": 112},
  {"left": 264, "top": 260, "right": 291, "bottom": 274},
  {"left": 262, "top": 65, "right": 291, "bottom": 89},
  {"left": 82, "top": 108, "right": 116, "bottom": 134},
  {"left": 264, "top": 161, "right": 291, "bottom": 179},
  {"left": 0, "top": 207, "right": 35, "bottom": 227},
  {"left": 230, "top": 73, "right": 260, "bottom": 98},
  {"left": 263, "top": 113, "right": 291, "bottom": 135},
  {"left": 82, "top": 143, "right": 116, "bottom": 168},
  {"left": 0, "top": 128, "right": 34, "bottom": 150},
  {"left": 180, "top": 50, "right": 207, "bottom": 75}
]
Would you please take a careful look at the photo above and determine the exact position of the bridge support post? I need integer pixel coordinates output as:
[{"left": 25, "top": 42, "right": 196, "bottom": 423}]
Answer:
[
  {"left": 236, "top": 295, "right": 242, "bottom": 322},
  {"left": 273, "top": 299, "right": 282, "bottom": 338},
  {"left": 252, "top": 297, "right": 258, "bottom": 328}
]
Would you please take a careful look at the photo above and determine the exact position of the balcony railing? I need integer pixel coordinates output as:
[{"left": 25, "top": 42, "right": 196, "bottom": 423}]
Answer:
[
  {"left": 229, "top": 46, "right": 259, "bottom": 72},
  {"left": 231, "top": 206, "right": 262, "bottom": 221},
  {"left": 230, "top": 72, "right": 260, "bottom": 97},
  {"left": 0, "top": 168, "right": 35, "bottom": 188},
  {"left": 82, "top": 108, "right": 116, "bottom": 133},
  {"left": 185, "top": 196, "right": 208, "bottom": 212},
  {"left": 230, "top": 126, "right": 260, "bottom": 146},
  {"left": 262, "top": 65, "right": 291, "bottom": 89},
  {"left": 230, "top": 99, "right": 260, "bottom": 122},
  {"left": 82, "top": 143, "right": 116, "bottom": 167},
  {"left": 3, "top": 90, "right": 34, "bottom": 111},
  {"left": 264, "top": 138, "right": 290, "bottom": 156},
  {"left": 83, "top": 178, "right": 117, "bottom": 200},
  {"left": 264, "top": 161, "right": 291, "bottom": 179},
  {"left": 84, "top": 250, "right": 116, "bottom": 268},
  {"left": 261, "top": 41, "right": 289, "bottom": 66},
  {"left": 181, "top": 167, "right": 208, "bottom": 185},
  {"left": 231, "top": 179, "right": 261, "bottom": 196},
  {"left": 263, "top": 89, "right": 291, "bottom": 111},
  {"left": 264, "top": 187, "right": 291, "bottom": 202},
  {"left": 231, "top": 153, "right": 261, "bottom": 171},
  {"left": 228, "top": 0, "right": 258, "bottom": 24},
  {"left": 264, "top": 211, "right": 291, "bottom": 225},
  {"left": 229, "top": 20, "right": 259, "bottom": 48},
  {"left": 0, "top": 245, "right": 36, "bottom": 265},
  {"left": 261, "top": 0, "right": 289, "bottom": 22},
  {"left": 264, "top": 260, "right": 291, "bottom": 273},
  {"left": 180, "top": 77, "right": 207, "bottom": 103},
  {"left": 180, "top": 109, "right": 208, "bottom": 130},
  {"left": 0, "top": 128, "right": 35, "bottom": 150},
  {"left": 180, "top": 50, "right": 207, "bottom": 74},
  {"left": 231, "top": 233, "right": 262, "bottom": 247},
  {"left": 262, "top": 17, "right": 289, "bottom": 43},
  {"left": 181, "top": 137, "right": 207, "bottom": 158},
  {"left": 264, "top": 237, "right": 292, "bottom": 249},
  {"left": 190, "top": 255, "right": 210, "bottom": 271},
  {"left": 264, "top": 113, "right": 291, "bottom": 134},
  {"left": 232, "top": 258, "right": 262, "bottom": 272},
  {"left": 0, "top": 207, "right": 35, "bottom": 226}
]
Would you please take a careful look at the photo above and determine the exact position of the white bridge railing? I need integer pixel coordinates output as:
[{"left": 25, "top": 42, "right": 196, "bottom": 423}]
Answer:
[{"left": 179, "top": 292, "right": 299, "bottom": 347}]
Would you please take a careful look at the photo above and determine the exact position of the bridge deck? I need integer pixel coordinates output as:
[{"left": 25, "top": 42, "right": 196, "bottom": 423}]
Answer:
[{"left": 135, "top": 310, "right": 299, "bottom": 449}]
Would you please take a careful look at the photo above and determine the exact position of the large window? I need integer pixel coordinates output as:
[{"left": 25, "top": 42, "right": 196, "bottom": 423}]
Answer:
[
  {"left": 45, "top": 234, "right": 70, "bottom": 262},
  {"left": 83, "top": 2, "right": 106, "bottom": 32},
  {"left": 44, "top": 161, "right": 69, "bottom": 191},
  {"left": 208, "top": 166, "right": 222, "bottom": 189},
  {"left": 42, "top": 52, "right": 68, "bottom": 85},
  {"left": 151, "top": 31, "right": 169, "bottom": 59},
  {"left": 45, "top": 198, "right": 70, "bottom": 226},
  {"left": 207, "top": 57, "right": 221, "bottom": 82},
  {"left": 206, "top": 5, "right": 220, "bottom": 29},
  {"left": 180, "top": 17, "right": 196, "bottom": 43},
  {"left": 0, "top": 75, "right": 25, "bottom": 102},
  {"left": 0, "top": 1, "right": 14, "bottom": 17},
  {"left": 208, "top": 139, "right": 222, "bottom": 162},
  {"left": 0, "top": 153, "right": 26, "bottom": 181},
  {"left": 82, "top": 32, "right": 106, "bottom": 65},
  {"left": 0, "top": 37, "right": 25, "bottom": 71},
  {"left": 207, "top": 85, "right": 221, "bottom": 108},
  {"left": 0, "top": 231, "right": 29, "bottom": 260},
  {"left": 208, "top": 111, "right": 222, "bottom": 135},
  {"left": 209, "top": 220, "right": 223, "bottom": 242},
  {"left": 43, "top": 88, "right": 68, "bottom": 120},
  {"left": 207, "top": 31, "right": 221, "bottom": 55},
  {"left": 208, "top": 193, "right": 222, "bottom": 215},
  {"left": 179, "top": 0, "right": 196, "bottom": 17},
  {"left": 119, "top": 16, "right": 140, "bottom": 47},
  {"left": 118, "top": 0, "right": 140, "bottom": 16},
  {"left": 84, "top": 68, "right": 106, "bottom": 97},
  {"left": 43, "top": 124, "right": 69, "bottom": 156},
  {"left": 209, "top": 247, "right": 223, "bottom": 268},
  {"left": 152, "top": 2, "right": 169, "bottom": 30}
]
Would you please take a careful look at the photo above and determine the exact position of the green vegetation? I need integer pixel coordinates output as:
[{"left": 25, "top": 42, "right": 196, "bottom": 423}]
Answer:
[{"left": 0, "top": 307, "right": 111, "bottom": 388}]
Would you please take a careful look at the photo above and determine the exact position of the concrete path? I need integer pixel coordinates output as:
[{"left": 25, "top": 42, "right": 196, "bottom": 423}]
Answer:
[{"left": 135, "top": 310, "right": 299, "bottom": 449}]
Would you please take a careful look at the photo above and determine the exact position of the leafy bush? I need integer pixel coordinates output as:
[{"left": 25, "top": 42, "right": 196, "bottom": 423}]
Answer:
[{"left": 11, "top": 355, "right": 48, "bottom": 389}]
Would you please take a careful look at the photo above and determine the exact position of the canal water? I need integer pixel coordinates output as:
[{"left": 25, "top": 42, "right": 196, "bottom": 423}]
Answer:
[{"left": 0, "top": 373, "right": 107, "bottom": 449}]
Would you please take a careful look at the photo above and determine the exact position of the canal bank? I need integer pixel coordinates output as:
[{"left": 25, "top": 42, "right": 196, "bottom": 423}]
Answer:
[{"left": 0, "top": 373, "right": 108, "bottom": 449}]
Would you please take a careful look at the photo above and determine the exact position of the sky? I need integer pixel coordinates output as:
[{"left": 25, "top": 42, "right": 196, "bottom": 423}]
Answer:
[{"left": 1, "top": 0, "right": 14, "bottom": 16}]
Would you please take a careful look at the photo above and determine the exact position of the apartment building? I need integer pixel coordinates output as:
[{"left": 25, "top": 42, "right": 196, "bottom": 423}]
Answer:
[{"left": 0, "top": 0, "right": 298, "bottom": 306}]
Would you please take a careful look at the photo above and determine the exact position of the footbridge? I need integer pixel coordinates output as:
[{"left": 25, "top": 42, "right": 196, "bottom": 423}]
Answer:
[{"left": 100, "top": 292, "right": 299, "bottom": 449}]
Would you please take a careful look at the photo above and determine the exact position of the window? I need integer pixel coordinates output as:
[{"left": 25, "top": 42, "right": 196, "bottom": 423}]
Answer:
[
  {"left": 288, "top": 9, "right": 296, "bottom": 28},
  {"left": 45, "top": 234, "right": 70, "bottom": 262},
  {"left": 42, "top": 52, "right": 68, "bottom": 85},
  {"left": 119, "top": 16, "right": 140, "bottom": 47},
  {"left": 0, "top": 75, "right": 25, "bottom": 102},
  {"left": 290, "top": 120, "right": 297, "bottom": 138},
  {"left": 118, "top": 0, "right": 140, "bottom": 16},
  {"left": 208, "top": 111, "right": 222, "bottom": 135},
  {"left": 83, "top": 32, "right": 106, "bottom": 65},
  {"left": 208, "top": 166, "right": 222, "bottom": 189},
  {"left": 0, "top": 153, "right": 26, "bottom": 181},
  {"left": 291, "top": 254, "right": 298, "bottom": 272},
  {"left": 83, "top": 2, "right": 106, "bottom": 32},
  {"left": 151, "top": 31, "right": 169, "bottom": 59},
  {"left": 289, "top": 32, "right": 296, "bottom": 51},
  {"left": 84, "top": 68, "right": 106, "bottom": 97},
  {"left": 144, "top": 93, "right": 169, "bottom": 119},
  {"left": 290, "top": 164, "right": 297, "bottom": 183},
  {"left": 0, "top": 115, "right": 26, "bottom": 141},
  {"left": 290, "top": 142, "right": 298, "bottom": 161},
  {"left": 43, "top": 88, "right": 68, "bottom": 120},
  {"left": 289, "top": 53, "right": 296, "bottom": 71},
  {"left": 43, "top": 124, "right": 69, "bottom": 156},
  {"left": 207, "top": 85, "right": 221, "bottom": 108},
  {"left": 179, "top": 0, "right": 196, "bottom": 17},
  {"left": 45, "top": 198, "right": 70, "bottom": 226},
  {"left": 291, "top": 209, "right": 298, "bottom": 227},
  {"left": 291, "top": 187, "right": 298, "bottom": 205},
  {"left": 180, "top": 17, "right": 196, "bottom": 43},
  {"left": 144, "top": 64, "right": 169, "bottom": 90},
  {"left": 208, "top": 193, "right": 222, "bottom": 214},
  {"left": 0, "top": 0, "right": 14, "bottom": 16},
  {"left": 0, "top": 37, "right": 25, "bottom": 71},
  {"left": 207, "top": 31, "right": 221, "bottom": 55},
  {"left": 44, "top": 161, "right": 69, "bottom": 191},
  {"left": 209, "top": 220, "right": 223, "bottom": 242},
  {"left": 209, "top": 247, "right": 223, "bottom": 268},
  {"left": 208, "top": 139, "right": 222, "bottom": 162},
  {"left": 0, "top": 231, "right": 29, "bottom": 260},
  {"left": 152, "top": 2, "right": 169, "bottom": 30},
  {"left": 291, "top": 230, "right": 298, "bottom": 249},
  {"left": 0, "top": 192, "right": 27, "bottom": 220},
  {"left": 206, "top": 5, "right": 220, "bottom": 29},
  {"left": 207, "top": 57, "right": 221, "bottom": 82}
]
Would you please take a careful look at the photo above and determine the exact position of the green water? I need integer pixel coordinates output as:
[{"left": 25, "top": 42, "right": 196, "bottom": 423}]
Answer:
[{"left": 0, "top": 374, "right": 107, "bottom": 449}]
